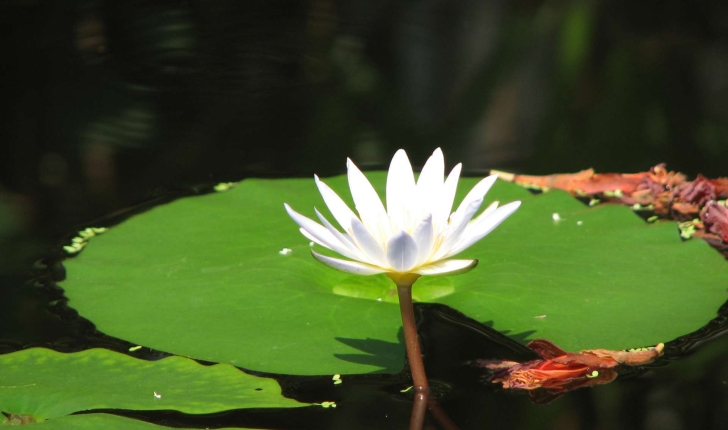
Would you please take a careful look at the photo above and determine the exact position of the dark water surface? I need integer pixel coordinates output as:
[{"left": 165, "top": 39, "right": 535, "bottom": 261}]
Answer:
[{"left": 3, "top": 1, "right": 728, "bottom": 428}]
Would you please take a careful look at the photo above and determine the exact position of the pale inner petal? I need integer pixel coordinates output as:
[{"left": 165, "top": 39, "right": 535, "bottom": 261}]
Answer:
[
  {"left": 412, "top": 215, "right": 434, "bottom": 267},
  {"left": 386, "top": 231, "right": 419, "bottom": 272}
]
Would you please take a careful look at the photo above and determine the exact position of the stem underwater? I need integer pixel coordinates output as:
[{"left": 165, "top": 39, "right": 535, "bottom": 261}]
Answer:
[{"left": 391, "top": 274, "right": 429, "bottom": 430}]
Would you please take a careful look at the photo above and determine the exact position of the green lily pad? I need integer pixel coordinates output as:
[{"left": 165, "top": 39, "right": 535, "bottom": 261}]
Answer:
[
  {"left": 0, "top": 348, "right": 303, "bottom": 421},
  {"left": 5, "top": 413, "right": 242, "bottom": 429},
  {"left": 61, "top": 174, "right": 728, "bottom": 375}
]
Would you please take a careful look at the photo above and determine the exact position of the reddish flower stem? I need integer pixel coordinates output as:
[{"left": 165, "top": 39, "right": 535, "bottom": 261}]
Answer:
[{"left": 392, "top": 275, "right": 429, "bottom": 430}]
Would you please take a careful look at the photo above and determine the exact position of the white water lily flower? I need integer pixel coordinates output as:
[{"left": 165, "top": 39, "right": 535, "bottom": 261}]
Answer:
[{"left": 284, "top": 148, "right": 521, "bottom": 277}]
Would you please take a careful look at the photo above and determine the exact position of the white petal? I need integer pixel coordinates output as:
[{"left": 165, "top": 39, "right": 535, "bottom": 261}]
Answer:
[
  {"left": 315, "top": 175, "right": 360, "bottom": 232},
  {"left": 434, "top": 197, "right": 483, "bottom": 260},
  {"left": 298, "top": 228, "right": 329, "bottom": 249},
  {"left": 452, "top": 174, "right": 498, "bottom": 218},
  {"left": 416, "top": 148, "right": 445, "bottom": 191},
  {"left": 311, "top": 250, "right": 385, "bottom": 275},
  {"left": 412, "top": 215, "right": 434, "bottom": 266},
  {"left": 434, "top": 163, "right": 462, "bottom": 228},
  {"left": 284, "top": 204, "right": 358, "bottom": 259},
  {"left": 314, "top": 208, "right": 363, "bottom": 259},
  {"left": 413, "top": 259, "right": 478, "bottom": 276},
  {"left": 350, "top": 217, "right": 388, "bottom": 267},
  {"left": 415, "top": 148, "right": 445, "bottom": 218},
  {"left": 347, "top": 158, "right": 389, "bottom": 238},
  {"left": 444, "top": 201, "right": 521, "bottom": 258},
  {"left": 386, "top": 231, "right": 419, "bottom": 272},
  {"left": 470, "top": 200, "right": 500, "bottom": 225},
  {"left": 386, "top": 149, "right": 416, "bottom": 232},
  {"left": 299, "top": 228, "right": 358, "bottom": 259}
]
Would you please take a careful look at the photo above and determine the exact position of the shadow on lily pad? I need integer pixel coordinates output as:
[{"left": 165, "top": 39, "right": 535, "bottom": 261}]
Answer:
[
  {"left": 334, "top": 330, "right": 405, "bottom": 374},
  {"left": 481, "top": 320, "right": 537, "bottom": 345},
  {"left": 332, "top": 307, "right": 538, "bottom": 374}
]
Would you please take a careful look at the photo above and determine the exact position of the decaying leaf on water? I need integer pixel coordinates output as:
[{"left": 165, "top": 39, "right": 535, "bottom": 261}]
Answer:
[
  {"left": 495, "top": 165, "right": 728, "bottom": 258},
  {"left": 477, "top": 339, "right": 664, "bottom": 405}
]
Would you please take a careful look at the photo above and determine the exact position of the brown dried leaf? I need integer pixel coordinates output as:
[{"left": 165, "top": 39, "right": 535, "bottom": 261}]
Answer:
[{"left": 496, "top": 165, "right": 727, "bottom": 258}]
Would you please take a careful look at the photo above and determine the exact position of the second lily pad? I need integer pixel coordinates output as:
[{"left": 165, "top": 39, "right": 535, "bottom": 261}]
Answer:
[
  {"left": 16, "top": 414, "right": 230, "bottom": 429},
  {"left": 0, "top": 348, "right": 303, "bottom": 421}
]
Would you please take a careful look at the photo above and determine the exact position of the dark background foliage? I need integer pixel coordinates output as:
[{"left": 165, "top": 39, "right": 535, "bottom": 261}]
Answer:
[{"left": 3, "top": 0, "right": 728, "bottom": 249}]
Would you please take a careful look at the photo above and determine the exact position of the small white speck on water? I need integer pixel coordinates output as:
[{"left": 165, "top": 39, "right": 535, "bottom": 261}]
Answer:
[
  {"left": 154, "top": 392, "right": 162, "bottom": 399},
  {"left": 552, "top": 213, "right": 562, "bottom": 222},
  {"left": 279, "top": 248, "right": 292, "bottom": 256},
  {"left": 577, "top": 221, "right": 583, "bottom": 226},
  {"left": 309, "top": 242, "right": 315, "bottom": 247}
]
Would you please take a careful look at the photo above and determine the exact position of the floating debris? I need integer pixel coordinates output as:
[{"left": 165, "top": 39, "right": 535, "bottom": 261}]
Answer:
[
  {"left": 128, "top": 346, "right": 142, "bottom": 352},
  {"left": 213, "top": 182, "right": 237, "bottom": 192},
  {"left": 631, "top": 203, "right": 655, "bottom": 211},
  {"left": 603, "top": 189, "right": 623, "bottom": 198},
  {"left": 477, "top": 339, "right": 664, "bottom": 405},
  {"left": 63, "top": 227, "right": 108, "bottom": 255},
  {"left": 153, "top": 392, "right": 162, "bottom": 399},
  {"left": 678, "top": 220, "right": 699, "bottom": 240},
  {"left": 63, "top": 242, "right": 87, "bottom": 254},
  {"left": 279, "top": 248, "right": 292, "bottom": 256}
]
